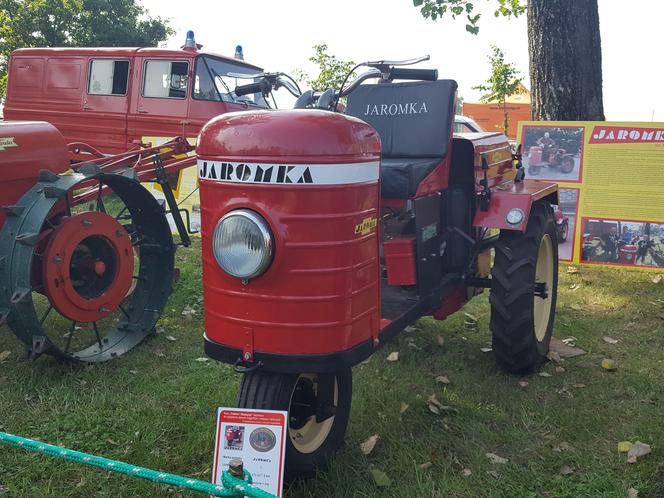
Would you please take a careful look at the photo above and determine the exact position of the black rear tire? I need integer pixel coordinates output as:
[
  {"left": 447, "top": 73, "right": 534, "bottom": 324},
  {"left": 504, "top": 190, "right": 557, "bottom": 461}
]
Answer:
[
  {"left": 237, "top": 369, "right": 352, "bottom": 481},
  {"left": 490, "top": 201, "right": 558, "bottom": 374}
]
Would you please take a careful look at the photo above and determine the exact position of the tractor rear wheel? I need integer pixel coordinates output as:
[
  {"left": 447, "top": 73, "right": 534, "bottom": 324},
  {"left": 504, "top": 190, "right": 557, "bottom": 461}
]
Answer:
[
  {"left": 238, "top": 369, "right": 352, "bottom": 481},
  {"left": 490, "top": 201, "right": 558, "bottom": 374}
]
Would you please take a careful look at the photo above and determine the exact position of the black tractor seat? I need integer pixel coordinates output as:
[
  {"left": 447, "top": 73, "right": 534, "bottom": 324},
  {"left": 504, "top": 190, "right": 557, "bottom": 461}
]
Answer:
[{"left": 346, "top": 79, "right": 458, "bottom": 199}]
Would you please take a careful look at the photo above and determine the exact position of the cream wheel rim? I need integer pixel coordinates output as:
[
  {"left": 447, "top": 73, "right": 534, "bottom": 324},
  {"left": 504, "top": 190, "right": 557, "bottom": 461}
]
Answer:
[
  {"left": 288, "top": 374, "right": 337, "bottom": 454},
  {"left": 534, "top": 233, "right": 554, "bottom": 342}
]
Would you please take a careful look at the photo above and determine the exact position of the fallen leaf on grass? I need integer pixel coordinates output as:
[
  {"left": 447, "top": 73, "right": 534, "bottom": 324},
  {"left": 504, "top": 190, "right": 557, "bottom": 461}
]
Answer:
[
  {"left": 651, "top": 274, "right": 662, "bottom": 284},
  {"left": 601, "top": 358, "right": 617, "bottom": 371},
  {"left": 427, "top": 395, "right": 458, "bottom": 415},
  {"left": 370, "top": 468, "right": 391, "bottom": 487},
  {"left": 555, "top": 366, "right": 566, "bottom": 373},
  {"left": 618, "top": 441, "right": 633, "bottom": 453},
  {"left": 538, "top": 372, "right": 552, "bottom": 377},
  {"left": 480, "top": 347, "right": 492, "bottom": 353},
  {"left": 627, "top": 442, "right": 651, "bottom": 463},
  {"left": 436, "top": 335, "right": 445, "bottom": 347},
  {"left": 0, "top": 351, "right": 10, "bottom": 363},
  {"left": 560, "top": 465, "right": 574, "bottom": 475},
  {"left": 572, "top": 383, "right": 586, "bottom": 389},
  {"left": 435, "top": 375, "right": 450, "bottom": 384},
  {"left": 570, "top": 304, "right": 583, "bottom": 311},
  {"left": 547, "top": 351, "right": 562, "bottom": 363},
  {"left": 486, "top": 470, "right": 500, "bottom": 479},
  {"left": 567, "top": 266, "right": 579, "bottom": 274},
  {"left": 418, "top": 462, "right": 433, "bottom": 470},
  {"left": 0, "top": 484, "right": 8, "bottom": 494},
  {"left": 464, "top": 312, "right": 478, "bottom": 322},
  {"left": 400, "top": 402, "right": 409, "bottom": 414},
  {"left": 166, "top": 335, "right": 177, "bottom": 342},
  {"left": 518, "top": 381, "right": 529, "bottom": 388},
  {"left": 386, "top": 352, "right": 399, "bottom": 362},
  {"left": 550, "top": 338, "right": 586, "bottom": 358},
  {"left": 461, "top": 468, "right": 472, "bottom": 477},
  {"left": 485, "top": 452, "right": 509, "bottom": 464},
  {"left": 129, "top": 370, "right": 138, "bottom": 375},
  {"left": 603, "top": 336, "right": 619, "bottom": 345},
  {"left": 627, "top": 487, "right": 639, "bottom": 498},
  {"left": 360, "top": 434, "right": 379, "bottom": 455},
  {"left": 569, "top": 283, "right": 582, "bottom": 291},
  {"left": 194, "top": 357, "right": 209, "bottom": 363},
  {"left": 553, "top": 441, "right": 574, "bottom": 452}
]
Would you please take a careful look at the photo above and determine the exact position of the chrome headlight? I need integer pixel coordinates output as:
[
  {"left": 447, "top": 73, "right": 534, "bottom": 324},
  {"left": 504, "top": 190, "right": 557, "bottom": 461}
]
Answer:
[{"left": 212, "top": 209, "right": 273, "bottom": 279}]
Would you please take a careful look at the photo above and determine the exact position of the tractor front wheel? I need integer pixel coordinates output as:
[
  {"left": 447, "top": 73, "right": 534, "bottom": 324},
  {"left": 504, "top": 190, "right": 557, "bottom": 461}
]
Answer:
[
  {"left": 558, "top": 220, "right": 569, "bottom": 243},
  {"left": 490, "top": 201, "right": 558, "bottom": 374},
  {"left": 561, "top": 156, "right": 575, "bottom": 174},
  {"left": 238, "top": 369, "right": 352, "bottom": 481}
]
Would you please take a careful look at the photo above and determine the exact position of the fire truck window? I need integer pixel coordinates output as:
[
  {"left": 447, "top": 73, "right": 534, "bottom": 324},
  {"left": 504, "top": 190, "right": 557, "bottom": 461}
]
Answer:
[
  {"left": 143, "top": 60, "right": 189, "bottom": 99},
  {"left": 193, "top": 55, "right": 267, "bottom": 107},
  {"left": 88, "top": 60, "right": 129, "bottom": 96}
]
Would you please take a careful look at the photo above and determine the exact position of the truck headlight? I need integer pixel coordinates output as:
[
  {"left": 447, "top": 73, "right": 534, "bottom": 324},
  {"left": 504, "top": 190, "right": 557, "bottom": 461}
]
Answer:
[{"left": 212, "top": 209, "right": 273, "bottom": 279}]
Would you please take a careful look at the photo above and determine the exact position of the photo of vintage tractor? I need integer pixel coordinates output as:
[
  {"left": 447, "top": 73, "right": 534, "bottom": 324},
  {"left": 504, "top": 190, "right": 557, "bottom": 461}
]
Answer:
[
  {"left": 554, "top": 205, "right": 570, "bottom": 242},
  {"left": 527, "top": 143, "right": 575, "bottom": 175},
  {"left": 196, "top": 57, "right": 560, "bottom": 479}
]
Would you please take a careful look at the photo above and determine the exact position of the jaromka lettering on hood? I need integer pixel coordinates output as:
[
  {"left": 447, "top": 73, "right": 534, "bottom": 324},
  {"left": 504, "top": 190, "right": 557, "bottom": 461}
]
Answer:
[
  {"left": 364, "top": 102, "right": 428, "bottom": 116},
  {"left": 198, "top": 160, "right": 380, "bottom": 185},
  {"left": 590, "top": 126, "right": 664, "bottom": 144}
]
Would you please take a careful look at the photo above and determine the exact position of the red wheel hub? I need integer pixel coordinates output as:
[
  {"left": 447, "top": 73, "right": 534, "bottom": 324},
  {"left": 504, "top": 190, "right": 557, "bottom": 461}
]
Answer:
[{"left": 42, "top": 212, "right": 134, "bottom": 322}]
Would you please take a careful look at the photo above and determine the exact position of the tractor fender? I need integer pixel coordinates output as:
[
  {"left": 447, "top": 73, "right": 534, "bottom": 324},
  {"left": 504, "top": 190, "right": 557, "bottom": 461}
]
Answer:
[{"left": 473, "top": 180, "right": 558, "bottom": 232}]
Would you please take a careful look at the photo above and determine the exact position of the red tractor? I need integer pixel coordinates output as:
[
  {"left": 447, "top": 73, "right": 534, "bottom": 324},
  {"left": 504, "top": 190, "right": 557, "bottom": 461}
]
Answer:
[
  {"left": 527, "top": 144, "right": 575, "bottom": 176},
  {"left": 196, "top": 58, "right": 559, "bottom": 479},
  {"left": 0, "top": 121, "right": 195, "bottom": 362}
]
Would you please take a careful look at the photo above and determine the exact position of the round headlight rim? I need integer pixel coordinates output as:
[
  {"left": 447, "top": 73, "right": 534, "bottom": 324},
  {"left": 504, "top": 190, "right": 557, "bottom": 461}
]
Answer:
[{"left": 212, "top": 208, "right": 274, "bottom": 280}]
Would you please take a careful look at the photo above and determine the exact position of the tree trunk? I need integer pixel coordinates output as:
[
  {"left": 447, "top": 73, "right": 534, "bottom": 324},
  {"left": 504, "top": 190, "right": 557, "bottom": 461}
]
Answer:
[{"left": 528, "top": 0, "right": 605, "bottom": 120}]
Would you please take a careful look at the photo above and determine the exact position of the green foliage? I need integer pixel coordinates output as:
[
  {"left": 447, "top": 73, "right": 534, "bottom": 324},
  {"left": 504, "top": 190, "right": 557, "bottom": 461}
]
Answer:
[
  {"left": 473, "top": 45, "right": 523, "bottom": 134},
  {"left": 0, "top": 0, "right": 173, "bottom": 100},
  {"left": 294, "top": 44, "right": 356, "bottom": 93},
  {"left": 412, "top": 0, "right": 525, "bottom": 34}
]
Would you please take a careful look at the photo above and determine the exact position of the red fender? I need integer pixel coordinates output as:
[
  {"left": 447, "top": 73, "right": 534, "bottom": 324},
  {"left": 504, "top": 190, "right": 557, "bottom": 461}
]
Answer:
[{"left": 473, "top": 179, "right": 558, "bottom": 232}]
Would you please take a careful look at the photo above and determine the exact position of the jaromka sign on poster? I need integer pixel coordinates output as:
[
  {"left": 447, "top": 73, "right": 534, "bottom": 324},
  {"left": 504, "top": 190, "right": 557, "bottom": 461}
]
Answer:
[
  {"left": 517, "top": 121, "right": 664, "bottom": 270},
  {"left": 212, "top": 408, "right": 288, "bottom": 497}
]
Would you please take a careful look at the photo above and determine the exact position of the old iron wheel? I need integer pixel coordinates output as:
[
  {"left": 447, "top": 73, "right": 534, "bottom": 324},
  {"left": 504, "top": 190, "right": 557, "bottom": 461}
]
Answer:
[
  {"left": 490, "top": 201, "right": 558, "bottom": 374},
  {"left": 0, "top": 170, "right": 174, "bottom": 362},
  {"left": 558, "top": 219, "right": 569, "bottom": 243},
  {"left": 237, "top": 369, "right": 352, "bottom": 481}
]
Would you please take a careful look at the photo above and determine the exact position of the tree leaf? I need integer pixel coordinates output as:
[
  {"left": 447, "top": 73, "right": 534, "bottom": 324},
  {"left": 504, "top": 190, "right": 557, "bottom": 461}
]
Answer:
[
  {"left": 461, "top": 468, "right": 472, "bottom": 477},
  {"left": 601, "top": 358, "right": 617, "bottom": 371},
  {"left": 603, "top": 336, "right": 619, "bottom": 345},
  {"left": 436, "top": 335, "right": 445, "bottom": 347},
  {"left": 560, "top": 465, "right": 574, "bottom": 475},
  {"left": 418, "top": 462, "right": 433, "bottom": 470},
  {"left": 617, "top": 441, "right": 633, "bottom": 453},
  {"left": 435, "top": 375, "right": 450, "bottom": 384},
  {"left": 0, "top": 351, "right": 10, "bottom": 363},
  {"left": 400, "top": 402, "right": 410, "bottom": 414},
  {"left": 627, "top": 487, "right": 639, "bottom": 498},
  {"left": 386, "top": 352, "right": 399, "bottom": 362}
]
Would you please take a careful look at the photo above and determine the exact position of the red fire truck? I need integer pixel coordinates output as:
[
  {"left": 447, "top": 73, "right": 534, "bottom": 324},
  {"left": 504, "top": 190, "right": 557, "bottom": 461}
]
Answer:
[{"left": 3, "top": 32, "right": 265, "bottom": 153}]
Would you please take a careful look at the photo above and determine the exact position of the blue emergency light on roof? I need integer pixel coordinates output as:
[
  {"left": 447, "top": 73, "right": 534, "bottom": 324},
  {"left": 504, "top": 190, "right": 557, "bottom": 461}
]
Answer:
[
  {"left": 184, "top": 30, "right": 196, "bottom": 49},
  {"left": 235, "top": 45, "right": 244, "bottom": 60}
]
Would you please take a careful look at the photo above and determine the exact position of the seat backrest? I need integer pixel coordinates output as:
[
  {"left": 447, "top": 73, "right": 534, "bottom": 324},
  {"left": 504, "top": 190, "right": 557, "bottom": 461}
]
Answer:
[{"left": 346, "top": 79, "right": 458, "bottom": 159}]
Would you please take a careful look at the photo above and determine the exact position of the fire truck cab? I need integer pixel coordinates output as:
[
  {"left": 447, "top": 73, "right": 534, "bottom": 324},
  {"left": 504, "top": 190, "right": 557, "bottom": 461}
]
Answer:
[{"left": 3, "top": 32, "right": 265, "bottom": 154}]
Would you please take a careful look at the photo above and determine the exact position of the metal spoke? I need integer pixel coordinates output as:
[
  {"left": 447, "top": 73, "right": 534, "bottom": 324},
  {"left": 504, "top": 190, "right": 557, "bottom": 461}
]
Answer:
[
  {"left": 39, "top": 305, "right": 53, "bottom": 326},
  {"left": 64, "top": 321, "right": 77, "bottom": 354},
  {"left": 92, "top": 322, "right": 103, "bottom": 349},
  {"left": 96, "top": 181, "right": 106, "bottom": 213},
  {"left": 118, "top": 304, "right": 131, "bottom": 320}
]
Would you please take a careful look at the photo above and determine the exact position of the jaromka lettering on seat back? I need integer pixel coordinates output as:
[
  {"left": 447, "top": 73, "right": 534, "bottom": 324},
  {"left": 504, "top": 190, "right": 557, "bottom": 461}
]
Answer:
[{"left": 364, "top": 102, "right": 428, "bottom": 116}]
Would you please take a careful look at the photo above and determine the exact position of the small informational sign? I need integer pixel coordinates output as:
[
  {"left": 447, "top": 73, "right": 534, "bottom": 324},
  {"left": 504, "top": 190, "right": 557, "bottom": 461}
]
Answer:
[
  {"left": 517, "top": 121, "right": 664, "bottom": 270},
  {"left": 212, "top": 408, "right": 288, "bottom": 497}
]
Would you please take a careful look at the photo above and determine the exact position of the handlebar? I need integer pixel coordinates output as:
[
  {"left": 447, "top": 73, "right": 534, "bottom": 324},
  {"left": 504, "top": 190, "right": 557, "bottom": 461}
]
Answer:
[
  {"left": 234, "top": 80, "right": 270, "bottom": 97},
  {"left": 389, "top": 67, "right": 438, "bottom": 81}
]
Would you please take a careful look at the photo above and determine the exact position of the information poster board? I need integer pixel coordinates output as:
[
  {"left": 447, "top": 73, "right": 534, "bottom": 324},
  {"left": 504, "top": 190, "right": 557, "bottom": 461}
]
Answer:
[
  {"left": 517, "top": 121, "right": 664, "bottom": 270},
  {"left": 212, "top": 408, "right": 288, "bottom": 497}
]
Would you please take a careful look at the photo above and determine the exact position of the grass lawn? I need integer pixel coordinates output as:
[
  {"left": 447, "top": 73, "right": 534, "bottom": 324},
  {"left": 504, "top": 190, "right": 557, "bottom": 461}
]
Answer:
[{"left": 1, "top": 239, "right": 662, "bottom": 497}]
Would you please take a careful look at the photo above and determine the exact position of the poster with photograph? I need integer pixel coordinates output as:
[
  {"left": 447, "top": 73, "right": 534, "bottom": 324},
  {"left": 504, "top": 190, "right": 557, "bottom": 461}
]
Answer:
[
  {"left": 518, "top": 121, "right": 664, "bottom": 269},
  {"left": 212, "top": 408, "right": 288, "bottom": 497}
]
